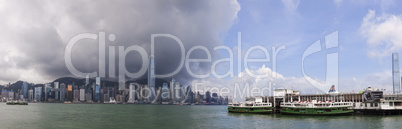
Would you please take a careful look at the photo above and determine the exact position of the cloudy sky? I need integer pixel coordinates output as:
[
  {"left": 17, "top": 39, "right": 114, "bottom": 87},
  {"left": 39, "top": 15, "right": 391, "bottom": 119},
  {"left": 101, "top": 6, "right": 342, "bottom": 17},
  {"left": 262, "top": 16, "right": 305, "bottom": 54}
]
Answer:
[{"left": 1, "top": 0, "right": 402, "bottom": 96}]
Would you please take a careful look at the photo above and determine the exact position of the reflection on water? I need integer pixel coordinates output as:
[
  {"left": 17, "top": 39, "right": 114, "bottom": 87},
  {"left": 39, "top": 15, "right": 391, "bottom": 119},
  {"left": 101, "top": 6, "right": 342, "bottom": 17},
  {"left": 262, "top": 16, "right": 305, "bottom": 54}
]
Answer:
[{"left": 0, "top": 103, "right": 402, "bottom": 128}]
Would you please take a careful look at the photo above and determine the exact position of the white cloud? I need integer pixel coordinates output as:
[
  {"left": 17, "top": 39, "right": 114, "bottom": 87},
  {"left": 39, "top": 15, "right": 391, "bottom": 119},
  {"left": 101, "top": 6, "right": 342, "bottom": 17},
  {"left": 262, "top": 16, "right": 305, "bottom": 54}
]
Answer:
[
  {"left": 192, "top": 65, "right": 331, "bottom": 102},
  {"left": 339, "top": 70, "right": 392, "bottom": 94},
  {"left": 193, "top": 64, "right": 393, "bottom": 102},
  {"left": 0, "top": 0, "right": 241, "bottom": 84},
  {"left": 360, "top": 10, "right": 402, "bottom": 59}
]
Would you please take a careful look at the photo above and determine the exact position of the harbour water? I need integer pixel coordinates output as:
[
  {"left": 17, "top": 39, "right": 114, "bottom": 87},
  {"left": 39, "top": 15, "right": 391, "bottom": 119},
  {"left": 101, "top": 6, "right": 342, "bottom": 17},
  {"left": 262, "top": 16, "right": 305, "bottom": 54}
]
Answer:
[{"left": 1, "top": 103, "right": 402, "bottom": 129}]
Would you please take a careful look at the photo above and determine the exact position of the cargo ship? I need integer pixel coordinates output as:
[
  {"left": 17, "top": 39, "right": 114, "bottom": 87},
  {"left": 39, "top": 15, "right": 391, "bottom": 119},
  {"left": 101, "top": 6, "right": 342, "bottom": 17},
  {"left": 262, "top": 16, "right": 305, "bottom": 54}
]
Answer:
[{"left": 228, "top": 96, "right": 273, "bottom": 114}]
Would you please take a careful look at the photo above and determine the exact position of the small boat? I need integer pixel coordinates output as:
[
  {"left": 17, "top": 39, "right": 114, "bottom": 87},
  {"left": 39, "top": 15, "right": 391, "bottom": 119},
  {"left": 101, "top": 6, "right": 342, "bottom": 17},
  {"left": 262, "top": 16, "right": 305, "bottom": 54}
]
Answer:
[
  {"left": 6, "top": 101, "right": 28, "bottom": 105},
  {"left": 228, "top": 96, "right": 273, "bottom": 114},
  {"left": 64, "top": 101, "right": 72, "bottom": 104},
  {"left": 280, "top": 100, "right": 354, "bottom": 115}
]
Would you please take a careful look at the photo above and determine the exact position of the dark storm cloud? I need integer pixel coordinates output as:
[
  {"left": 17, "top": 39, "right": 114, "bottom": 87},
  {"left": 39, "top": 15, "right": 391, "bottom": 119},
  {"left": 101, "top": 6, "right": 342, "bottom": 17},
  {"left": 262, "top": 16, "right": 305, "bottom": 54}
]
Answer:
[{"left": 0, "top": 0, "right": 240, "bottom": 84}]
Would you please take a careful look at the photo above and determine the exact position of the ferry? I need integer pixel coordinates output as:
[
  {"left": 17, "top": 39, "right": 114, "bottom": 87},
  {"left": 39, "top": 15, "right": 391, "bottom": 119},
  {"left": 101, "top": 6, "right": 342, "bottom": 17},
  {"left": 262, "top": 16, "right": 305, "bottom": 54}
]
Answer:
[
  {"left": 228, "top": 96, "right": 273, "bottom": 114},
  {"left": 6, "top": 101, "right": 28, "bottom": 105},
  {"left": 279, "top": 86, "right": 354, "bottom": 115},
  {"left": 280, "top": 100, "right": 354, "bottom": 115}
]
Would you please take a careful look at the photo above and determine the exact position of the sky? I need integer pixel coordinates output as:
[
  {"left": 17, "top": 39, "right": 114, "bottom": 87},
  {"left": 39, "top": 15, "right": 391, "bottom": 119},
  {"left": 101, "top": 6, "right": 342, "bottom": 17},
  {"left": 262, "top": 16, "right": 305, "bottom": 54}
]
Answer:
[
  {"left": 197, "top": 0, "right": 402, "bottom": 97},
  {"left": 0, "top": 0, "right": 402, "bottom": 97}
]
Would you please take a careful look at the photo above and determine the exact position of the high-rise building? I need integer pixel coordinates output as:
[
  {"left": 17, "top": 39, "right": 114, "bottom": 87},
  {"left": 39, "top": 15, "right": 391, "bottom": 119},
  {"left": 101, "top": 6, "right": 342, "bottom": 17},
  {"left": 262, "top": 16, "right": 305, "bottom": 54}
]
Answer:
[
  {"left": 34, "top": 87, "right": 42, "bottom": 102},
  {"left": 128, "top": 83, "right": 137, "bottom": 103},
  {"left": 118, "top": 81, "right": 125, "bottom": 91},
  {"left": 96, "top": 77, "right": 100, "bottom": 86},
  {"left": 1, "top": 91, "right": 8, "bottom": 101},
  {"left": 54, "top": 89, "right": 60, "bottom": 101},
  {"left": 393, "top": 53, "right": 401, "bottom": 94},
  {"left": 91, "top": 83, "right": 95, "bottom": 101},
  {"left": 73, "top": 89, "right": 80, "bottom": 102},
  {"left": 212, "top": 92, "right": 218, "bottom": 104},
  {"left": 169, "top": 78, "right": 175, "bottom": 102},
  {"left": 44, "top": 83, "right": 51, "bottom": 101},
  {"left": 156, "top": 87, "right": 162, "bottom": 102},
  {"left": 100, "top": 89, "right": 104, "bottom": 102},
  {"left": 95, "top": 77, "right": 101, "bottom": 102},
  {"left": 85, "top": 74, "right": 89, "bottom": 86},
  {"left": 205, "top": 91, "right": 211, "bottom": 103},
  {"left": 108, "top": 87, "right": 114, "bottom": 101},
  {"left": 67, "top": 85, "right": 73, "bottom": 101},
  {"left": 21, "top": 82, "right": 28, "bottom": 99},
  {"left": 85, "top": 93, "right": 92, "bottom": 102},
  {"left": 80, "top": 89, "right": 85, "bottom": 101},
  {"left": 53, "top": 82, "right": 59, "bottom": 101},
  {"left": 161, "top": 83, "right": 169, "bottom": 102},
  {"left": 8, "top": 91, "right": 14, "bottom": 100},
  {"left": 148, "top": 55, "right": 156, "bottom": 103},
  {"left": 95, "top": 86, "right": 100, "bottom": 102},
  {"left": 28, "top": 89, "right": 33, "bottom": 102},
  {"left": 174, "top": 82, "right": 181, "bottom": 103},
  {"left": 54, "top": 82, "right": 59, "bottom": 89},
  {"left": 186, "top": 86, "right": 194, "bottom": 104},
  {"left": 137, "top": 84, "right": 148, "bottom": 102},
  {"left": 103, "top": 93, "right": 109, "bottom": 102},
  {"left": 60, "top": 83, "right": 66, "bottom": 101}
]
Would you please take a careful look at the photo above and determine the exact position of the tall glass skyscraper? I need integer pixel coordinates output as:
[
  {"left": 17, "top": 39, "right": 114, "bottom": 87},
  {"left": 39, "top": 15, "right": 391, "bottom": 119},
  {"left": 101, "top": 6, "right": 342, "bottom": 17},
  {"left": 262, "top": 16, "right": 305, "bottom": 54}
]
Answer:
[
  {"left": 148, "top": 55, "right": 156, "bottom": 102},
  {"left": 21, "top": 82, "right": 28, "bottom": 99},
  {"left": 392, "top": 53, "right": 401, "bottom": 94},
  {"left": 95, "top": 77, "right": 101, "bottom": 101},
  {"left": 34, "top": 87, "right": 42, "bottom": 102}
]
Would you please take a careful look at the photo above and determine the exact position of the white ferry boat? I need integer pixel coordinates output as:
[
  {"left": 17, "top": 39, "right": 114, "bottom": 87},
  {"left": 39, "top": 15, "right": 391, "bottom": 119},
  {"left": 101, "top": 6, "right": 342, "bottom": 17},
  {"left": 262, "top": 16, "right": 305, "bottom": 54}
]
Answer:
[{"left": 228, "top": 96, "right": 273, "bottom": 114}]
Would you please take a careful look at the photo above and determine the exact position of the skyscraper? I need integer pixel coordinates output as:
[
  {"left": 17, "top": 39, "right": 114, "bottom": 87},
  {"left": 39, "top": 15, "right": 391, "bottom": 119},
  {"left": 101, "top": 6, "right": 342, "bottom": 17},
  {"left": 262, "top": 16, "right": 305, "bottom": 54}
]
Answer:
[
  {"left": 95, "top": 77, "right": 101, "bottom": 102},
  {"left": 28, "top": 89, "right": 33, "bottom": 102},
  {"left": 169, "top": 78, "right": 175, "bottom": 102},
  {"left": 21, "top": 82, "right": 28, "bottom": 99},
  {"left": 44, "top": 83, "right": 51, "bottom": 101},
  {"left": 392, "top": 53, "right": 401, "bottom": 94},
  {"left": 60, "top": 83, "right": 66, "bottom": 101},
  {"left": 162, "top": 83, "right": 169, "bottom": 102},
  {"left": 185, "top": 86, "right": 194, "bottom": 104},
  {"left": 174, "top": 82, "right": 181, "bottom": 103},
  {"left": 54, "top": 82, "right": 59, "bottom": 101},
  {"left": 148, "top": 55, "right": 156, "bottom": 103},
  {"left": 108, "top": 87, "right": 114, "bottom": 101},
  {"left": 54, "top": 82, "right": 59, "bottom": 89},
  {"left": 85, "top": 74, "right": 89, "bottom": 86},
  {"left": 205, "top": 91, "right": 211, "bottom": 103},
  {"left": 67, "top": 85, "right": 73, "bottom": 101},
  {"left": 8, "top": 91, "right": 14, "bottom": 100},
  {"left": 80, "top": 89, "right": 85, "bottom": 101},
  {"left": 34, "top": 87, "right": 42, "bottom": 102},
  {"left": 74, "top": 89, "right": 80, "bottom": 102},
  {"left": 118, "top": 81, "right": 125, "bottom": 91},
  {"left": 128, "top": 83, "right": 137, "bottom": 103}
]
